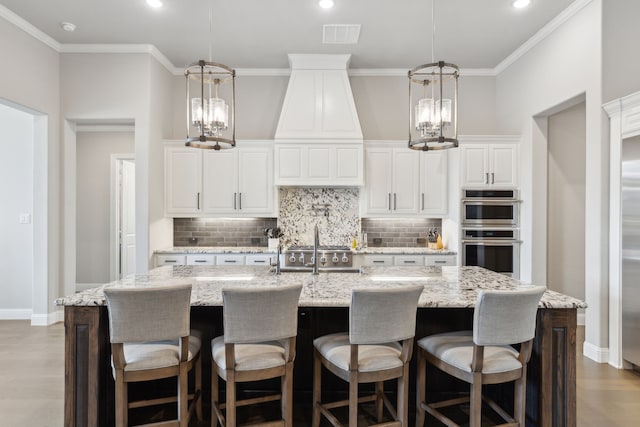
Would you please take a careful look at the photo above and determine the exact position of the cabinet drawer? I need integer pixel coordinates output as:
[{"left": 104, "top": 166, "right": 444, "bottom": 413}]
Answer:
[
  {"left": 186, "top": 254, "right": 216, "bottom": 265},
  {"left": 393, "top": 256, "right": 425, "bottom": 266},
  {"left": 363, "top": 255, "right": 394, "bottom": 266},
  {"left": 216, "top": 255, "right": 245, "bottom": 265},
  {"left": 425, "top": 255, "right": 457, "bottom": 266},
  {"left": 245, "top": 254, "right": 275, "bottom": 265},
  {"left": 156, "top": 254, "right": 186, "bottom": 267}
]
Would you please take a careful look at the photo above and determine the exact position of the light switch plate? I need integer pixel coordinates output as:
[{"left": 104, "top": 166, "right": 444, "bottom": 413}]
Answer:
[{"left": 19, "top": 213, "right": 31, "bottom": 224}]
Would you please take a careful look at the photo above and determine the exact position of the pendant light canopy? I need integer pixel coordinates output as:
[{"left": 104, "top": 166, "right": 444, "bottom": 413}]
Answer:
[
  {"left": 408, "top": 0, "right": 459, "bottom": 151},
  {"left": 184, "top": 60, "right": 236, "bottom": 150}
]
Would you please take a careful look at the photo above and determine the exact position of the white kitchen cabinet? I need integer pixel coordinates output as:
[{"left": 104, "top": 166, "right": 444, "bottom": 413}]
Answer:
[
  {"left": 419, "top": 150, "right": 448, "bottom": 215},
  {"left": 274, "top": 143, "right": 363, "bottom": 186},
  {"left": 393, "top": 255, "right": 425, "bottom": 266},
  {"left": 245, "top": 254, "right": 275, "bottom": 265},
  {"left": 424, "top": 254, "right": 457, "bottom": 266},
  {"left": 186, "top": 254, "right": 216, "bottom": 265},
  {"left": 216, "top": 254, "right": 245, "bottom": 265},
  {"left": 155, "top": 254, "right": 186, "bottom": 267},
  {"left": 362, "top": 255, "right": 394, "bottom": 266},
  {"left": 362, "top": 146, "right": 420, "bottom": 216},
  {"left": 165, "top": 141, "right": 276, "bottom": 217},
  {"left": 460, "top": 139, "right": 519, "bottom": 188}
]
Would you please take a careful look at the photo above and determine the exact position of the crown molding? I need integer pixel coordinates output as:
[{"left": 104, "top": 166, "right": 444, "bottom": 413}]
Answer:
[
  {"left": 1, "top": 0, "right": 594, "bottom": 79},
  {"left": 0, "top": 4, "right": 60, "bottom": 51},
  {"left": 494, "top": 0, "right": 594, "bottom": 75}
]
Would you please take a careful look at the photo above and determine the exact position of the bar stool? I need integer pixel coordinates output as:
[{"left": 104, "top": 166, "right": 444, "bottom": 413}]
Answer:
[
  {"left": 415, "top": 286, "right": 546, "bottom": 427},
  {"left": 312, "top": 285, "right": 424, "bottom": 427},
  {"left": 103, "top": 284, "right": 202, "bottom": 427},
  {"left": 211, "top": 284, "right": 303, "bottom": 427}
]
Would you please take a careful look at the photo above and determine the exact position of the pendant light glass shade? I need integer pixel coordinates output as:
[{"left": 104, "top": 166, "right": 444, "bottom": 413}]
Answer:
[
  {"left": 408, "top": 61, "right": 459, "bottom": 151},
  {"left": 185, "top": 60, "right": 236, "bottom": 150}
]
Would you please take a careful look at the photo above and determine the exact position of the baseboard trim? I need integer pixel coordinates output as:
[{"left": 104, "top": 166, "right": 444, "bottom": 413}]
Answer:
[
  {"left": 31, "top": 310, "right": 64, "bottom": 326},
  {"left": 0, "top": 309, "right": 32, "bottom": 320},
  {"left": 583, "top": 341, "right": 610, "bottom": 363}
]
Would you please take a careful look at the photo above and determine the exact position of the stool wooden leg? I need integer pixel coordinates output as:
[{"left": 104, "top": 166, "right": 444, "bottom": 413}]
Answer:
[
  {"left": 514, "top": 365, "right": 527, "bottom": 426},
  {"left": 398, "top": 363, "right": 409, "bottom": 426},
  {"left": 179, "top": 362, "right": 189, "bottom": 427},
  {"left": 226, "top": 372, "right": 236, "bottom": 427},
  {"left": 349, "top": 372, "right": 358, "bottom": 427},
  {"left": 312, "top": 350, "right": 321, "bottom": 427},
  {"left": 470, "top": 376, "right": 482, "bottom": 427},
  {"left": 376, "top": 381, "right": 384, "bottom": 422},
  {"left": 114, "top": 373, "right": 127, "bottom": 427},
  {"left": 211, "top": 361, "right": 219, "bottom": 427},
  {"left": 282, "top": 361, "right": 294, "bottom": 427},
  {"left": 196, "top": 354, "right": 202, "bottom": 420},
  {"left": 415, "top": 351, "right": 426, "bottom": 427}
]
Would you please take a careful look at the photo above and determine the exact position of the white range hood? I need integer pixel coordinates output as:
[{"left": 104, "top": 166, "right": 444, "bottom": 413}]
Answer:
[{"left": 274, "top": 54, "right": 364, "bottom": 186}]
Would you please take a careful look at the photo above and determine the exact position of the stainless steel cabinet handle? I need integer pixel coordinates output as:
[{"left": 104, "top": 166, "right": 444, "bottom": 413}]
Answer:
[
  {"left": 224, "top": 260, "right": 237, "bottom": 263},
  {"left": 164, "top": 260, "right": 177, "bottom": 263},
  {"left": 388, "top": 193, "right": 392, "bottom": 210},
  {"left": 403, "top": 260, "right": 416, "bottom": 264},
  {"left": 373, "top": 260, "right": 385, "bottom": 264},
  {"left": 194, "top": 259, "right": 207, "bottom": 263},
  {"left": 197, "top": 192, "right": 200, "bottom": 210},
  {"left": 253, "top": 260, "right": 266, "bottom": 263},
  {"left": 485, "top": 173, "right": 489, "bottom": 184},
  {"left": 434, "top": 260, "right": 447, "bottom": 264},
  {"left": 238, "top": 193, "right": 242, "bottom": 210},
  {"left": 394, "top": 193, "right": 397, "bottom": 210},
  {"left": 421, "top": 193, "right": 425, "bottom": 211},
  {"left": 491, "top": 173, "right": 495, "bottom": 184},
  {"left": 233, "top": 192, "right": 237, "bottom": 210}
]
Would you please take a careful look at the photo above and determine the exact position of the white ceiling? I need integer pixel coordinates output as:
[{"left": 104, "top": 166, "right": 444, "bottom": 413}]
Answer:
[{"left": 1, "top": 0, "right": 576, "bottom": 70}]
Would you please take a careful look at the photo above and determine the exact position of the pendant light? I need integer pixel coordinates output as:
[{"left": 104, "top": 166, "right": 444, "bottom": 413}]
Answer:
[
  {"left": 408, "top": 0, "right": 459, "bottom": 151},
  {"left": 184, "top": 0, "right": 236, "bottom": 150}
]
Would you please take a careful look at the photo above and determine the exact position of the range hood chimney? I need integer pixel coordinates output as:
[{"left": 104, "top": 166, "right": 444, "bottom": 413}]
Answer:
[
  {"left": 274, "top": 54, "right": 364, "bottom": 186},
  {"left": 275, "top": 54, "right": 363, "bottom": 142}
]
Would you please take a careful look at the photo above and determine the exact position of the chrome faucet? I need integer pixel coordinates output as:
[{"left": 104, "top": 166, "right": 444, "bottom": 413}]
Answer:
[
  {"left": 312, "top": 224, "right": 319, "bottom": 275},
  {"left": 271, "top": 243, "right": 281, "bottom": 275}
]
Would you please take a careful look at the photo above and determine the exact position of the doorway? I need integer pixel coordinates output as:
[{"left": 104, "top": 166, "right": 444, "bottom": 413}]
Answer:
[{"left": 112, "top": 156, "right": 136, "bottom": 280}]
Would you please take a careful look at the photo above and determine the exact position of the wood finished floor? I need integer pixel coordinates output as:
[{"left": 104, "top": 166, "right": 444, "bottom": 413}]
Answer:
[{"left": 1, "top": 321, "right": 639, "bottom": 426}]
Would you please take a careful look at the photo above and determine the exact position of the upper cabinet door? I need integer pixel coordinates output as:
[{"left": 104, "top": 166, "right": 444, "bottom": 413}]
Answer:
[
  {"left": 238, "top": 147, "right": 275, "bottom": 215},
  {"left": 363, "top": 148, "right": 393, "bottom": 214},
  {"left": 202, "top": 150, "right": 238, "bottom": 214},
  {"left": 392, "top": 149, "right": 420, "bottom": 214},
  {"left": 490, "top": 144, "right": 519, "bottom": 187},
  {"left": 461, "top": 144, "right": 490, "bottom": 187},
  {"left": 420, "top": 150, "right": 448, "bottom": 215},
  {"left": 165, "top": 147, "right": 202, "bottom": 215}
]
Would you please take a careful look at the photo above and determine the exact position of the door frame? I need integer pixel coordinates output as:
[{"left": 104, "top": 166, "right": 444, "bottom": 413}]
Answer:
[{"left": 110, "top": 154, "right": 135, "bottom": 281}]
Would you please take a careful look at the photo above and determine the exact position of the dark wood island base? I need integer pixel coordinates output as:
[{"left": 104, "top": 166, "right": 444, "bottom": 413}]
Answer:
[{"left": 64, "top": 305, "right": 576, "bottom": 427}]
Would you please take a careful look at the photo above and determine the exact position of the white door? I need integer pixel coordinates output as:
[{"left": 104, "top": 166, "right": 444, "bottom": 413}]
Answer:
[
  {"left": 420, "top": 150, "right": 448, "bottom": 215},
  {"left": 490, "top": 144, "right": 519, "bottom": 187},
  {"left": 202, "top": 150, "right": 238, "bottom": 214},
  {"left": 363, "top": 148, "right": 393, "bottom": 214},
  {"left": 461, "top": 144, "right": 489, "bottom": 187},
  {"left": 120, "top": 159, "right": 136, "bottom": 278},
  {"left": 165, "top": 147, "right": 201, "bottom": 214}
]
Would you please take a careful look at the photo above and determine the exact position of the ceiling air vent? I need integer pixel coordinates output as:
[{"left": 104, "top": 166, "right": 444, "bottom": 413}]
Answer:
[{"left": 322, "top": 24, "right": 361, "bottom": 44}]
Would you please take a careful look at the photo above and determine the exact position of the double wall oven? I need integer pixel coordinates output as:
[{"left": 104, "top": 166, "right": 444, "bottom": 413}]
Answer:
[{"left": 461, "top": 189, "right": 521, "bottom": 278}]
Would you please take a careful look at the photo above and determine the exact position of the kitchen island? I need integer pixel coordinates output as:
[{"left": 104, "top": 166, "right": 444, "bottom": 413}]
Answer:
[{"left": 58, "top": 265, "right": 584, "bottom": 426}]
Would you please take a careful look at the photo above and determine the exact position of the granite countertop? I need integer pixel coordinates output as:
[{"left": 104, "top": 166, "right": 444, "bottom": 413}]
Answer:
[
  {"left": 156, "top": 247, "right": 457, "bottom": 255},
  {"left": 56, "top": 265, "right": 585, "bottom": 309}
]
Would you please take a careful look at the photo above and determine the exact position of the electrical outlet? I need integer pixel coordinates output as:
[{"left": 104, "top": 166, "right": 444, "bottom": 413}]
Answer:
[
  {"left": 19, "top": 213, "right": 31, "bottom": 224},
  {"left": 373, "top": 238, "right": 382, "bottom": 245}
]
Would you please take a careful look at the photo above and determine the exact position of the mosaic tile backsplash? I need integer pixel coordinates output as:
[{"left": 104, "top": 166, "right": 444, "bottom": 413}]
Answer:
[
  {"left": 277, "top": 187, "right": 360, "bottom": 248},
  {"left": 173, "top": 189, "right": 441, "bottom": 249}
]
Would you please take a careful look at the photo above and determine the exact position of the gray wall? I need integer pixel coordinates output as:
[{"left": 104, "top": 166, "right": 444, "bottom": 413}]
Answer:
[
  {"left": 76, "top": 131, "right": 134, "bottom": 284},
  {"left": 547, "top": 102, "right": 586, "bottom": 301},
  {"left": 170, "top": 74, "right": 498, "bottom": 139},
  {"left": 603, "top": 0, "right": 640, "bottom": 103}
]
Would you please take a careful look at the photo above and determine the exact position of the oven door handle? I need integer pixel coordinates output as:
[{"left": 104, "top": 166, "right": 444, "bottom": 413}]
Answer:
[
  {"left": 461, "top": 239, "right": 522, "bottom": 245},
  {"left": 461, "top": 199, "right": 522, "bottom": 204}
]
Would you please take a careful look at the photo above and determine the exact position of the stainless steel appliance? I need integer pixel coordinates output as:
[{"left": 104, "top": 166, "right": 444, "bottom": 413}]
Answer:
[
  {"left": 284, "top": 245, "right": 354, "bottom": 271},
  {"left": 461, "top": 228, "right": 520, "bottom": 278},
  {"left": 461, "top": 189, "right": 520, "bottom": 227},
  {"left": 622, "top": 138, "right": 640, "bottom": 367}
]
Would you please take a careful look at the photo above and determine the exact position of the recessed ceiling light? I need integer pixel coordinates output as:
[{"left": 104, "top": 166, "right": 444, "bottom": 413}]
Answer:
[
  {"left": 319, "top": 0, "right": 335, "bottom": 9},
  {"left": 61, "top": 22, "right": 76, "bottom": 32},
  {"left": 146, "top": 0, "right": 163, "bottom": 8},
  {"left": 512, "top": 0, "right": 531, "bottom": 8}
]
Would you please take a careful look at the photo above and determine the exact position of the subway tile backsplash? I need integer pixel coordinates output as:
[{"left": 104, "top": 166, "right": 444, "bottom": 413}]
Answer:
[
  {"left": 361, "top": 218, "right": 442, "bottom": 247},
  {"left": 173, "top": 218, "right": 277, "bottom": 247}
]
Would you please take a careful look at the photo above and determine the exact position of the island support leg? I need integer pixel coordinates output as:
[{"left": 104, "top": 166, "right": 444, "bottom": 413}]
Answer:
[{"left": 64, "top": 306, "right": 112, "bottom": 427}]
